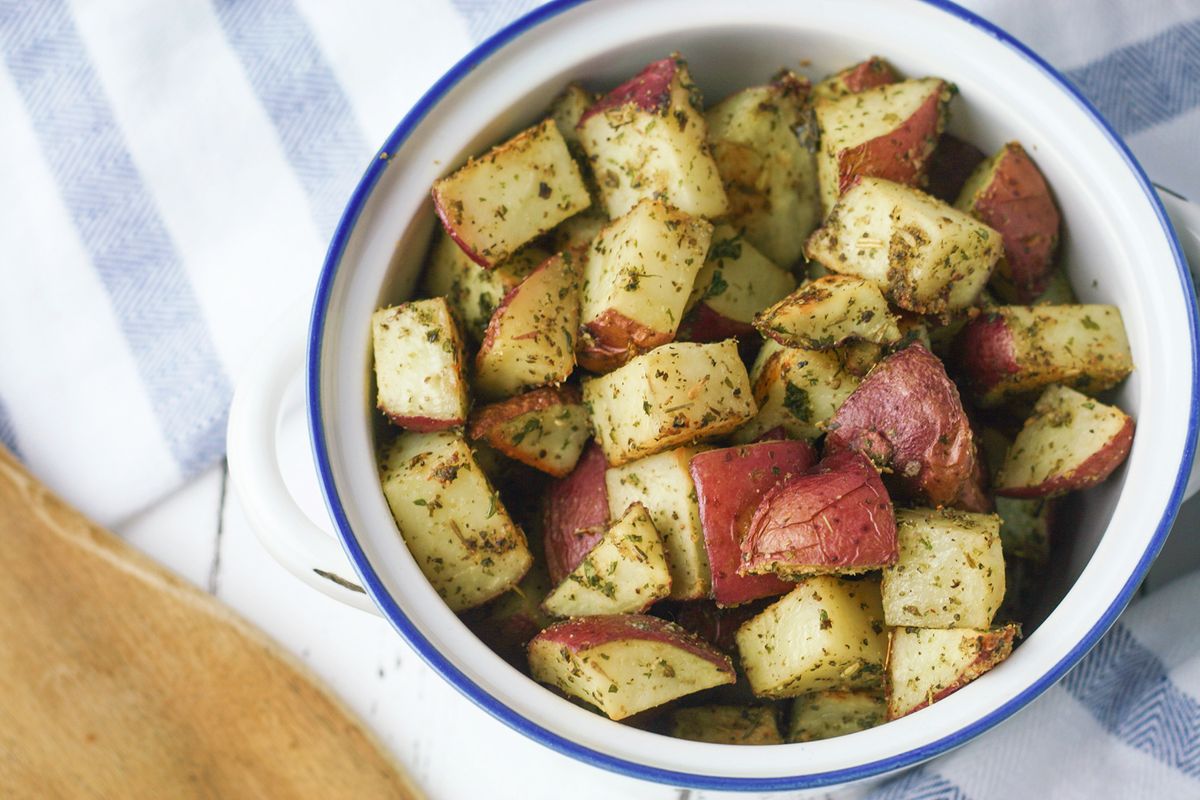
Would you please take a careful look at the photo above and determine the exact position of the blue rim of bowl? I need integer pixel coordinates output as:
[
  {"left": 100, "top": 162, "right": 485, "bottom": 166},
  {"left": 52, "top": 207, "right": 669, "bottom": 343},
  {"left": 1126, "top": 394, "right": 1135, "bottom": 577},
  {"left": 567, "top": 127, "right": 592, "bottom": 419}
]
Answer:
[{"left": 308, "top": 0, "right": 1200, "bottom": 791}]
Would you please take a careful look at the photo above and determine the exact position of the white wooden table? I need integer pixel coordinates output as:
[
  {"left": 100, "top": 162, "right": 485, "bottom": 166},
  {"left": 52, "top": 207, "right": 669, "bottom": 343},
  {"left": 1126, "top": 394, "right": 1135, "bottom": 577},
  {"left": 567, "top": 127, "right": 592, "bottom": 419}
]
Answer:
[{"left": 112, "top": 392, "right": 1200, "bottom": 800}]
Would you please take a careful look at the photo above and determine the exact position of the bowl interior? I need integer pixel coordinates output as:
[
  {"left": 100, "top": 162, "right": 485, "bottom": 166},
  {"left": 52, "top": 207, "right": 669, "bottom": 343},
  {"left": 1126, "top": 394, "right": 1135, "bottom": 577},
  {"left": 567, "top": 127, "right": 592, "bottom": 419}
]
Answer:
[{"left": 311, "top": 0, "right": 1195, "bottom": 788}]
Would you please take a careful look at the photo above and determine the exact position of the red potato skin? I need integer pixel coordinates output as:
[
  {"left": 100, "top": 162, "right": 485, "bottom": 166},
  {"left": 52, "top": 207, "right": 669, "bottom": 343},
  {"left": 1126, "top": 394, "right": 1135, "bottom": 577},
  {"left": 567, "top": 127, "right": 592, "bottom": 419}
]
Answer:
[
  {"left": 967, "top": 144, "right": 1061, "bottom": 302},
  {"left": 926, "top": 134, "right": 986, "bottom": 203},
  {"left": 578, "top": 309, "right": 673, "bottom": 373},
  {"left": 740, "top": 451, "right": 897, "bottom": 576},
  {"left": 677, "top": 304, "right": 761, "bottom": 363},
  {"left": 467, "top": 385, "right": 582, "bottom": 442},
  {"left": 431, "top": 188, "right": 493, "bottom": 269},
  {"left": 542, "top": 442, "right": 610, "bottom": 584},
  {"left": 530, "top": 614, "right": 735, "bottom": 675},
  {"left": 825, "top": 343, "right": 982, "bottom": 508},
  {"left": 886, "top": 625, "right": 1018, "bottom": 720},
  {"left": 836, "top": 89, "right": 943, "bottom": 197},
  {"left": 381, "top": 413, "right": 463, "bottom": 432},
  {"left": 839, "top": 57, "right": 899, "bottom": 93},
  {"left": 952, "top": 313, "right": 1020, "bottom": 397},
  {"left": 577, "top": 58, "right": 678, "bottom": 127},
  {"left": 689, "top": 441, "right": 817, "bottom": 607},
  {"left": 996, "top": 416, "right": 1135, "bottom": 499},
  {"left": 475, "top": 253, "right": 557, "bottom": 363},
  {"left": 678, "top": 302, "right": 755, "bottom": 344},
  {"left": 955, "top": 452, "right": 994, "bottom": 513}
]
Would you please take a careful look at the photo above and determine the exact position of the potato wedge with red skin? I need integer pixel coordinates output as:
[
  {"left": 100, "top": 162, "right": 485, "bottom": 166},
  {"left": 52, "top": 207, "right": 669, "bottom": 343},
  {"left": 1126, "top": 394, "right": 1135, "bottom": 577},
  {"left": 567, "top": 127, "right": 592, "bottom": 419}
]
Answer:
[
  {"left": 681, "top": 225, "right": 796, "bottom": 346},
  {"left": 953, "top": 304, "right": 1132, "bottom": 407},
  {"left": 372, "top": 298, "right": 469, "bottom": 431},
  {"left": 805, "top": 178, "right": 1003, "bottom": 319},
  {"left": 753, "top": 274, "right": 901, "bottom": 350},
  {"left": 542, "top": 502, "right": 671, "bottom": 617},
  {"left": 815, "top": 78, "right": 953, "bottom": 213},
  {"left": 825, "top": 343, "right": 984, "bottom": 509},
  {"left": 475, "top": 251, "right": 580, "bottom": 399},
  {"left": 542, "top": 442, "right": 610, "bottom": 584},
  {"left": 995, "top": 385, "right": 1134, "bottom": 498},
  {"left": 690, "top": 441, "right": 817, "bottom": 606},
  {"left": 926, "top": 134, "right": 986, "bottom": 204},
  {"left": 812, "top": 56, "right": 899, "bottom": 102},
  {"left": 578, "top": 55, "right": 727, "bottom": 220},
  {"left": 528, "top": 615, "right": 735, "bottom": 720},
  {"left": 886, "top": 624, "right": 1019, "bottom": 720},
  {"left": 956, "top": 142, "right": 1060, "bottom": 303},
  {"left": 740, "top": 451, "right": 897, "bottom": 579},
  {"left": 467, "top": 385, "right": 589, "bottom": 478},
  {"left": 578, "top": 199, "right": 712, "bottom": 372},
  {"left": 432, "top": 118, "right": 590, "bottom": 268}
]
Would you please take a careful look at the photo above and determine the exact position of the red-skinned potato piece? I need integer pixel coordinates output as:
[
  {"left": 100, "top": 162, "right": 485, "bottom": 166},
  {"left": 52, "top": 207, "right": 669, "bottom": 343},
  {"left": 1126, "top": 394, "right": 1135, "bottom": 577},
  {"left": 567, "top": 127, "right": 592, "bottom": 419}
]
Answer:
[
  {"left": 956, "top": 142, "right": 1060, "bottom": 302},
  {"left": 740, "top": 451, "right": 897, "bottom": 579},
  {"left": 528, "top": 615, "right": 736, "bottom": 720},
  {"left": 690, "top": 441, "right": 818, "bottom": 606},
  {"left": 926, "top": 134, "right": 986, "bottom": 203},
  {"left": 994, "top": 385, "right": 1134, "bottom": 498},
  {"left": 825, "top": 343, "right": 983, "bottom": 509},
  {"left": 812, "top": 56, "right": 899, "bottom": 102},
  {"left": 467, "top": 385, "right": 589, "bottom": 478},
  {"left": 542, "top": 441, "right": 610, "bottom": 584}
]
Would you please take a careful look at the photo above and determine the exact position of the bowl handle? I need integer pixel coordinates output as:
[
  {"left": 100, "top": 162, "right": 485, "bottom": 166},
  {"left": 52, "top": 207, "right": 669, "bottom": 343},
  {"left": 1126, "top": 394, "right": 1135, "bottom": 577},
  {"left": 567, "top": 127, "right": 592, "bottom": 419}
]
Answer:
[
  {"left": 226, "top": 299, "right": 381, "bottom": 614},
  {"left": 1157, "top": 188, "right": 1200, "bottom": 502}
]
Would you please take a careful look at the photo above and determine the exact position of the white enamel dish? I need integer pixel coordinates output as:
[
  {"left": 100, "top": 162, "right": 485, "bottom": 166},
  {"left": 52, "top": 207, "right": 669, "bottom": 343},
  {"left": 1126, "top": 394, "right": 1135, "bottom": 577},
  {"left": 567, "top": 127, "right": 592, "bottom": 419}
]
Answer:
[{"left": 227, "top": 0, "right": 1200, "bottom": 791}]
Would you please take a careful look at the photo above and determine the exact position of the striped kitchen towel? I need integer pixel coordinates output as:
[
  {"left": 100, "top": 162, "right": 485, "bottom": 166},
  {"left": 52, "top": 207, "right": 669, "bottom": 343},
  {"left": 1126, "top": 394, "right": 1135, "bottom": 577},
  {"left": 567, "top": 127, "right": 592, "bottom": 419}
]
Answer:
[
  {"left": 0, "top": 0, "right": 1196, "bottom": 524},
  {"left": 1, "top": 1, "right": 1198, "bottom": 798}
]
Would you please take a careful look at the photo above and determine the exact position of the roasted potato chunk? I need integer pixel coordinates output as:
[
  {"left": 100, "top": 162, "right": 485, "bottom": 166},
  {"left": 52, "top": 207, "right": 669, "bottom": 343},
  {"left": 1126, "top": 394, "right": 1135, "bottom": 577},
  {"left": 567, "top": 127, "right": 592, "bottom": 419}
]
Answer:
[
  {"left": 578, "top": 199, "right": 712, "bottom": 371},
  {"left": 881, "top": 508, "right": 1005, "bottom": 629},
  {"left": 806, "top": 178, "right": 1003, "bottom": 318},
  {"left": 542, "top": 502, "right": 671, "bottom": 616},
  {"left": 421, "top": 232, "right": 549, "bottom": 342},
  {"left": 583, "top": 340, "right": 756, "bottom": 467},
  {"left": 433, "top": 118, "right": 590, "bottom": 267},
  {"left": 372, "top": 298, "right": 469, "bottom": 431},
  {"left": 681, "top": 225, "right": 796, "bottom": 343},
  {"left": 954, "top": 304, "right": 1132, "bottom": 407},
  {"left": 706, "top": 70, "right": 820, "bottom": 266},
  {"left": 788, "top": 690, "right": 886, "bottom": 742},
  {"left": 671, "top": 705, "right": 784, "bottom": 745},
  {"left": 475, "top": 251, "right": 580, "bottom": 399},
  {"left": 811, "top": 56, "right": 899, "bottom": 103},
  {"left": 754, "top": 274, "right": 901, "bottom": 350},
  {"left": 467, "top": 385, "right": 590, "bottom": 478},
  {"left": 825, "top": 343, "right": 985, "bottom": 509},
  {"left": 741, "top": 451, "right": 897, "bottom": 579},
  {"left": 606, "top": 447, "right": 710, "bottom": 600},
  {"left": 956, "top": 142, "right": 1060, "bottom": 303},
  {"left": 995, "top": 385, "right": 1134, "bottom": 497},
  {"left": 886, "top": 624, "right": 1018, "bottom": 719},
  {"left": 690, "top": 441, "right": 816, "bottom": 607},
  {"left": 579, "top": 55, "right": 728, "bottom": 219},
  {"left": 528, "top": 615, "right": 735, "bottom": 720},
  {"left": 814, "top": 77, "right": 952, "bottom": 213},
  {"left": 542, "top": 441, "right": 610, "bottom": 585},
  {"left": 381, "top": 432, "right": 532, "bottom": 611},
  {"left": 736, "top": 576, "right": 888, "bottom": 699},
  {"left": 733, "top": 339, "right": 866, "bottom": 443}
]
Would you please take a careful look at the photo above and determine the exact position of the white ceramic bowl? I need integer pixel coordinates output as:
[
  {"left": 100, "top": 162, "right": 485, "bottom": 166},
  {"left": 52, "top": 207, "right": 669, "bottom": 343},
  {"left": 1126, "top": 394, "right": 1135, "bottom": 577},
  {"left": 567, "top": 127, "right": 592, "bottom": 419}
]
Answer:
[{"left": 228, "top": 0, "right": 1200, "bottom": 791}]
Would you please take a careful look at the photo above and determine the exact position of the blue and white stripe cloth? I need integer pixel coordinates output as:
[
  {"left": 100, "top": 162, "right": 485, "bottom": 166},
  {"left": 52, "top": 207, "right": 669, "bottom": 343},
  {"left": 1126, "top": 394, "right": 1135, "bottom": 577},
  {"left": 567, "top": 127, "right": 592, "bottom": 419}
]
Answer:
[{"left": 0, "top": 1, "right": 1198, "bottom": 796}]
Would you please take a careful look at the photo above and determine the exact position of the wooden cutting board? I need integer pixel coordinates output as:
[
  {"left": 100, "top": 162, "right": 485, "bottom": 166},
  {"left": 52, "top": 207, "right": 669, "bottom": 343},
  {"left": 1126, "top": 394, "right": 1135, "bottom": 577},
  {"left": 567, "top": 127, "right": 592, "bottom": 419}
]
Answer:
[{"left": 0, "top": 446, "right": 421, "bottom": 799}]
